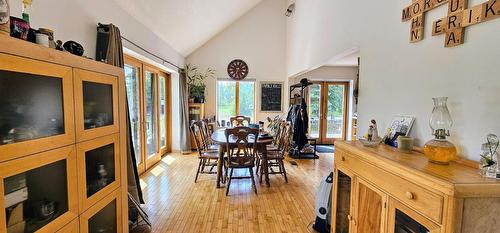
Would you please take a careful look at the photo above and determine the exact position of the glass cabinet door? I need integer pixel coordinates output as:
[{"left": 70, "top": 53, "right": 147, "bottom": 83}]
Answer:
[
  {"left": 0, "top": 54, "right": 75, "bottom": 162},
  {"left": 124, "top": 63, "right": 144, "bottom": 173},
  {"left": 77, "top": 134, "right": 120, "bottom": 211},
  {"left": 0, "top": 146, "right": 78, "bottom": 233},
  {"left": 74, "top": 69, "right": 119, "bottom": 142},
  {"left": 144, "top": 68, "right": 160, "bottom": 168},
  {"left": 334, "top": 170, "right": 354, "bottom": 233},
  {"left": 80, "top": 189, "right": 122, "bottom": 233},
  {"left": 388, "top": 198, "right": 440, "bottom": 233}
]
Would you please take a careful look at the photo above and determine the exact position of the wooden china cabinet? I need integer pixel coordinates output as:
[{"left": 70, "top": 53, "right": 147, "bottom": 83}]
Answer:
[
  {"left": 0, "top": 35, "right": 128, "bottom": 232},
  {"left": 333, "top": 141, "right": 500, "bottom": 233}
]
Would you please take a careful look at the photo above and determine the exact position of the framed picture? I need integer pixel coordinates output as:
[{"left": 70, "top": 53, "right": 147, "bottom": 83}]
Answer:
[
  {"left": 260, "top": 82, "right": 283, "bottom": 112},
  {"left": 384, "top": 115, "right": 415, "bottom": 147}
]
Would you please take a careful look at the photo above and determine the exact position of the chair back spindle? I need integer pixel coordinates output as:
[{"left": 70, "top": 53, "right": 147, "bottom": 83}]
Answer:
[{"left": 230, "top": 115, "right": 251, "bottom": 127}]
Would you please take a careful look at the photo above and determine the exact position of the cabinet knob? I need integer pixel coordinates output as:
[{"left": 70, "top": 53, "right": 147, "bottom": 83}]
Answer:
[
  {"left": 347, "top": 214, "right": 352, "bottom": 221},
  {"left": 405, "top": 191, "right": 415, "bottom": 200},
  {"left": 341, "top": 156, "right": 346, "bottom": 161}
]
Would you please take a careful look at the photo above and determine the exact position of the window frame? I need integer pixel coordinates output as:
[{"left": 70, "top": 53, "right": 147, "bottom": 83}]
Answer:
[{"left": 216, "top": 79, "right": 256, "bottom": 122}]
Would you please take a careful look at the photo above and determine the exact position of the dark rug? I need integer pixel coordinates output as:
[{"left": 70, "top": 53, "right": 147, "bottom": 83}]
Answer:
[{"left": 316, "top": 145, "right": 335, "bottom": 153}]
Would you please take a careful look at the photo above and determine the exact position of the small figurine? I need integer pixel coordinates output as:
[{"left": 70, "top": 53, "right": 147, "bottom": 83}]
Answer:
[
  {"left": 55, "top": 40, "right": 63, "bottom": 51},
  {"left": 367, "top": 119, "right": 379, "bottom": 141}
]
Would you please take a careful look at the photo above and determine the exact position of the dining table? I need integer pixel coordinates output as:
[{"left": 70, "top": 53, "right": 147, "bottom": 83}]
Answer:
[{"left": 210, "top": 129, "right": 274, "bottom": 188}]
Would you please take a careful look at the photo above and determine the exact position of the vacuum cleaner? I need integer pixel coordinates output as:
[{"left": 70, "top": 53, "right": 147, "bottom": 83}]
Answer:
[{"left": 313, "top": 172, "right": 334, "bottom": 233}]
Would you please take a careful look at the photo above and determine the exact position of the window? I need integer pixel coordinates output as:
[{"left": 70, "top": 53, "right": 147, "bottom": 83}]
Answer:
[{"left": 217, "top": 80, "right": 255, "bottom": 122}]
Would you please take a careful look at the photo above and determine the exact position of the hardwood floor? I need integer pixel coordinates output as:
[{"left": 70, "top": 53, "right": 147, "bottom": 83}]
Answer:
[{"left": 131, "top": 152, "right": 333, "bottom": 233}]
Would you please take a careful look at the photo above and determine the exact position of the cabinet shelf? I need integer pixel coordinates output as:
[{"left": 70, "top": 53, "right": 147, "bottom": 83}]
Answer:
[{"left": 0, "top": 35, "right": 128, "bottom": 233}]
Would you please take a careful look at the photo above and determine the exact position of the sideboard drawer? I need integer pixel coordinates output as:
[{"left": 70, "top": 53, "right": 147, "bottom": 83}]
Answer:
[{"left": 335, "top": 149, "right": 444, "bottom": 223}]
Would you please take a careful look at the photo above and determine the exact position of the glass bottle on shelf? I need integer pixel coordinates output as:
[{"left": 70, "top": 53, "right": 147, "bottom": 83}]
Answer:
[
  {"left": 22, "top": 0, "right": 32, "bottom": 24},
  {"left": 97, "top": 164, "right": 108, "bottom": 189},
  {"left": 423, "top": 97, "right": 457, "bottom": 164}
]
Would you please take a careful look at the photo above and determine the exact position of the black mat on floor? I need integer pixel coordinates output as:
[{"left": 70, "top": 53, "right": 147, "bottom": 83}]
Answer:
[
  {"left": 316, "top": 145, "right": 335, "bottom": 153},
  {"left": 289, "top": 153, "right": 319, "bottom": 159}
]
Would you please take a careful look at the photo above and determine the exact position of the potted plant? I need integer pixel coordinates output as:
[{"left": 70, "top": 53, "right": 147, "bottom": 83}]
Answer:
[{"left": 184, "top": 64, "right": 215, "bottom": 103}]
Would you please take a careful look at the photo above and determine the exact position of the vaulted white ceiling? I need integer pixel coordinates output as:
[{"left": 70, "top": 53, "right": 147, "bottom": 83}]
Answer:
[{"left": 113, "top": 0, "right": 263, "bottom": 56}]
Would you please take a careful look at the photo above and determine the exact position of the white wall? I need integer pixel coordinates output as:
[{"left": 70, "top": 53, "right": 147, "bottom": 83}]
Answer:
[
  {"left": 10, "top": 0, "right": 184, "bottom": 70},
  {"left": 187, "top": 0, "right": 288, "bottom": 123},
  {"left": 286, "top": 0, "right": 360, "bottom": 77},
  {"left": 287, "top": 0, "right": 500, "bottom": 160}
]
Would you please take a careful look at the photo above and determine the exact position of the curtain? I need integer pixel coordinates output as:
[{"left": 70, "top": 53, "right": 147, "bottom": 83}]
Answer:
[
  {"left": 179, "top": 70, "right": 192, "bottom": 153},
  {"left": 96, "top": 23, "right": 143, "bottom": 203},
  {"left": 98, "top": 23, "right": 124, "bottom": 68}
]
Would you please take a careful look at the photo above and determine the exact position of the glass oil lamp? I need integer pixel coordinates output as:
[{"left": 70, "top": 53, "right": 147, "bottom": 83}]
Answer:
[{"left": 423, "top": 97, "right": 457, "bottom": 164}]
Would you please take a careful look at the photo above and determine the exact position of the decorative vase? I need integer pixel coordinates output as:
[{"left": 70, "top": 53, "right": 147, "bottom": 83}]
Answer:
[
  {"left": 0, "top": 0, "right": 9, "bottom": 36},
  {"left": 423, "top": 97, "right": 457, "bottom": 164}
]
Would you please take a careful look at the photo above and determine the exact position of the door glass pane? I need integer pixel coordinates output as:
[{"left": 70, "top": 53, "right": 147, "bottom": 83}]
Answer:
[
  {"left": 124, "top": 65, "right": 142, "bottom": 165},
  {"left": 217, "top": 81, "right": 236, "bottom": 123},
  {"left": 145, "top": 71, "right": 157, "bottom": 157},
  {"left": 0, "top": 70, "right": 64, "bottom": 145},
  {"left": 326, "top": 84, "right": 345, "bottom": 139},
  {"left": 4, "top": 160, "right": 68, "bottom": 233},
  {"left": 88, "top": 199, "right": 117, "bottom": 233},
  {"left": 85, "top": 143, "right": 115, "bottom": 197},
  {"left": 308, "top": 84, "right": 321, "bottom": 139},
  {"left": 83, "top": 81, "right": 114, "bottom": 130},
  {"left": 238, "top": 81, "right": 255, "bottom": 122},
  {"left": 159, "top": 75, "right": 167, "bottom": 149},
  {"left": 394, "top": 209, "right": 430, "bottom": 233},
  {"left": 335, "top": 171, "right": 351, "bottom": 233}
]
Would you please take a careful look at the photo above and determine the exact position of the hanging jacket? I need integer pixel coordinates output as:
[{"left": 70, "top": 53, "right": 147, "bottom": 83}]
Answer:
[{"left": 293, "top": 98, "right": 309, "bottom": 150}]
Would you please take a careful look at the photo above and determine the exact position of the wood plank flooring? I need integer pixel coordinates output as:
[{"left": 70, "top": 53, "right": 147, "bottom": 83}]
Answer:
[{"left": 132, "top": 152, "right": 333, "bottom": 233}]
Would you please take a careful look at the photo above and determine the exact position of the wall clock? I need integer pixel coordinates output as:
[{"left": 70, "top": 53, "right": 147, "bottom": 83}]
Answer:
[{"left": 227, "top": 59, "right": 249, "bottom": 80}]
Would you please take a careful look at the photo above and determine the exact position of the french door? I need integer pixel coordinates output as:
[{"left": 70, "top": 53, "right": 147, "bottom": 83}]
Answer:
[
  {"left": 307, "top": 81, "right": 349, "bottom": 144},
  {"left": 124, "top": 56, "right": 170, "bottom": 174}
]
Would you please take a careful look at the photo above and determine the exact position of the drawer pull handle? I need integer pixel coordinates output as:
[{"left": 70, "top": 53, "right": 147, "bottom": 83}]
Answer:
[
  {"left": 405, "top": 191, "right": 415, "bottom": 200},
  {"left": 341, "top": 156, "right": 346, "bottom": 161}
]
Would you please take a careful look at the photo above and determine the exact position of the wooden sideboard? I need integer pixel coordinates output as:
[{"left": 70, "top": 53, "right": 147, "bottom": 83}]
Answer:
[
  {"left": 332, "top": 141, "right": 500, "bottom": 233},
  {"left": 0, "top": 35, "right": 128, "bottom": 232}
]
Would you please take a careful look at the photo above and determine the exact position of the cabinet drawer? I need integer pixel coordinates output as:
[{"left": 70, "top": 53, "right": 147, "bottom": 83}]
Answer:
[{"left": 335, "top": 150, "right": 444, "bottom": 223}]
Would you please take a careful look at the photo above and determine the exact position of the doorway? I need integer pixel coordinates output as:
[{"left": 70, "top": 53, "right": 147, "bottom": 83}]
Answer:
[
  {"left": 124, "top": 55, "right": 171, "bottom": 174},
  {"left": 307, "top": 81, "right": 349, "bottom": 144}
]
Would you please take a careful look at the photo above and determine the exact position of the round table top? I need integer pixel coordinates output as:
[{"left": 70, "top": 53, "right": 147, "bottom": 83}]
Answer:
[{"left": 211, "top": 129, "right": 273, "bottom": 146}]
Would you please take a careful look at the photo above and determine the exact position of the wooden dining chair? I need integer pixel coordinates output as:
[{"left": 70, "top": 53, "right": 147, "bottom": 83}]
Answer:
[
  {"left": 200, "top": 119, "right": 219, "bottom": 151},
  {"left": 190, "top": 121, "right": 220, "bottom": 183},
  {"left": 257, "top": 122, "right": 291, "bottom": 183},
  {"left": 224, "top": 127, "right": 259, "bottom": 195},
  {"left": 230, "top": 115, "right": 251, "bottom": 127},
  {"left": 267, "top": 120, "right": 287, "bottom": 152}
]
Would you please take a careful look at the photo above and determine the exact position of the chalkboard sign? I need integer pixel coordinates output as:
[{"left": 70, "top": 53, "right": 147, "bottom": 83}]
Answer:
[{"left": 260, "top": 82, "right": 283, "bottom": 112}]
